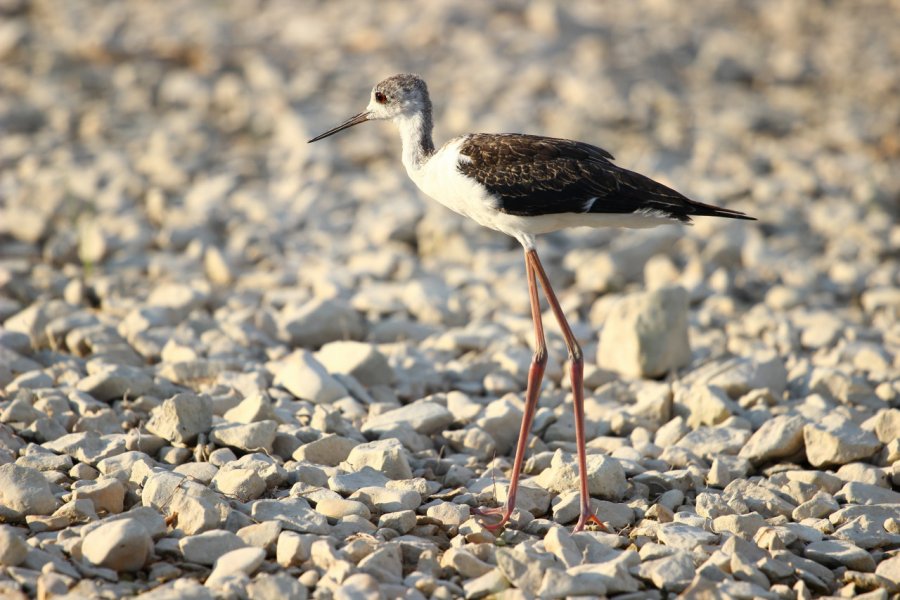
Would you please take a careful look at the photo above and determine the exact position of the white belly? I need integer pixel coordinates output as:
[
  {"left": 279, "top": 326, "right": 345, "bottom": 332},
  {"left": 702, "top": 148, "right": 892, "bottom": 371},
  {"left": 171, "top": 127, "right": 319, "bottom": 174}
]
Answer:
[{"left": 405, "top": 138, "right": 671, "bottom": 248}]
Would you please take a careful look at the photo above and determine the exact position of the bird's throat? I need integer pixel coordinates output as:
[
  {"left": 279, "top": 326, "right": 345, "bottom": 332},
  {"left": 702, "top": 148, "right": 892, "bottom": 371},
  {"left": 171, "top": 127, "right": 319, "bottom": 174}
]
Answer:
[{"left": 397, "top": 110, "right": 435, "bottom": 172}]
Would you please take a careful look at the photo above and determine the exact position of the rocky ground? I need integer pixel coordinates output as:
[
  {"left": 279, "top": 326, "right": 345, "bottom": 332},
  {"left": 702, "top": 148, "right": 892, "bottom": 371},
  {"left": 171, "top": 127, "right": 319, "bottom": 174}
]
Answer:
[{"left": 0, "top": 0, "right": 898, "bottom": 598}]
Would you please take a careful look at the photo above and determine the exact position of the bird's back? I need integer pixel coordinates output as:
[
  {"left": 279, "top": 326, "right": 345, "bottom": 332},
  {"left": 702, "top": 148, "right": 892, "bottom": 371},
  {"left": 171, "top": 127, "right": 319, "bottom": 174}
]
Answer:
[{"left": 455, "top": 133, "right": 753, "bottom": 224}]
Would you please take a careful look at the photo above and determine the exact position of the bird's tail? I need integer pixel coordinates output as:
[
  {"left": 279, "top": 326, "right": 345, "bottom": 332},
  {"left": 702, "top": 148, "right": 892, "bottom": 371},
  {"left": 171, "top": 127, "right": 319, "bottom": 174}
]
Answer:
[{"left": 681, "top": 198, "right": 756, "bottom": 221}]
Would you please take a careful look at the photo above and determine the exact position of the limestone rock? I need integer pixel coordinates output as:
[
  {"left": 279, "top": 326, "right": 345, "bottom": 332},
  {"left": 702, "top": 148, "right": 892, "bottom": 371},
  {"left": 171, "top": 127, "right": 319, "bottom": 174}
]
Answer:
[
  {"left": 597, "top": 286, "right": 691, "bottom": 378},
  {"left": 82, "top": 518, "right": 153, "bottom": 572},
  {"left": 0, "top": 463, "right": 57, "bottom": 519},
  {"left": 145, "top": 393, "right": 212, "bottom": 445}
]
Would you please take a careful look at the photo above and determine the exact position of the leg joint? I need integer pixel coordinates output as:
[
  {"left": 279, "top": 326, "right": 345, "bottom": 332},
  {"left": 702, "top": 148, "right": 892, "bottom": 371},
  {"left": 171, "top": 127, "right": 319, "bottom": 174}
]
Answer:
[
  {"left": 533, "top": 347, "right": 548, "bottom": 366},
  {"left": 568, "top": 342, "right": 583, "bottom": 365}
]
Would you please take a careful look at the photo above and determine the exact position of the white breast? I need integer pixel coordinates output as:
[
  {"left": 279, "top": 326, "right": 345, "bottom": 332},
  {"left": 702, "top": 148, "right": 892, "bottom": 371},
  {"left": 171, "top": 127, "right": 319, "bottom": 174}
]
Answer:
[{"left": 406, "top": 138, "right": 492, "bottom": 221}]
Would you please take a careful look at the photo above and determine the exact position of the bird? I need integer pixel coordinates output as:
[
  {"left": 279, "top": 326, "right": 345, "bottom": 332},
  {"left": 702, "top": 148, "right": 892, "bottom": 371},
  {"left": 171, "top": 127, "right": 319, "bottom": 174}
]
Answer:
[{"left": 309, "top": 73, "right": 755, "bottom": 532}]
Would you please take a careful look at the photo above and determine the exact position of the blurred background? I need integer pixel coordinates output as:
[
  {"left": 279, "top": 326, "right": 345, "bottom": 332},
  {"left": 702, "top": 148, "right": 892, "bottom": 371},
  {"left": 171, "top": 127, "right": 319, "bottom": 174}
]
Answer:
[{"left": 0, "top": 0, "right": 897, "bottom": 347}]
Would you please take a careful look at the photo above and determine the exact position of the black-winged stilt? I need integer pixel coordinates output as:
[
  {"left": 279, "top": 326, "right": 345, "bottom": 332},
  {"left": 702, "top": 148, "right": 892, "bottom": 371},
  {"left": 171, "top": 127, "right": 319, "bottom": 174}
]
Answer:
[{"left": 309, "top": 73, "right": 754, "bottom": 532}]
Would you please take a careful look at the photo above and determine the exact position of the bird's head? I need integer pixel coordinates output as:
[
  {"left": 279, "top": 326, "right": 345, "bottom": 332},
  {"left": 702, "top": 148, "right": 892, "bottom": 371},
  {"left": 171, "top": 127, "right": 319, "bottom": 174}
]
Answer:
[{"left": 308, "top": 74, "right": 431, "bottom": 142}]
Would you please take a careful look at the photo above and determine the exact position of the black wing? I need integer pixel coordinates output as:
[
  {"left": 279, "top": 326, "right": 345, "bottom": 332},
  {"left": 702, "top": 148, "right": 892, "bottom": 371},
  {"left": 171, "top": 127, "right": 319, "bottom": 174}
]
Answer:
[{"left": 457, "top": 133, "right": 753, "bottom": 222}]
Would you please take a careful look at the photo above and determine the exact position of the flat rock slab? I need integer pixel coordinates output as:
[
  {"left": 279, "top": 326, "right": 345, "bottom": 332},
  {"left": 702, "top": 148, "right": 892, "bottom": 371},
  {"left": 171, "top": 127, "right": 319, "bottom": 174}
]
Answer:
[
  {"left": 805, "top": 539, "right": 876, "bottom": 572},
  {"left": 361, "top": 400, "right": 453, "bottom": 435},
  {"left": 804, "top": 421, "right": 882, "bottom": 467}
]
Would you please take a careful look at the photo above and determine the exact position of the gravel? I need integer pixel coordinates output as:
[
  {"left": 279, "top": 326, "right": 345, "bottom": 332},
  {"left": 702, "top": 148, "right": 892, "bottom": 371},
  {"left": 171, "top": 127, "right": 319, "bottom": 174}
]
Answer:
[{"left": 0, "top": 0, "right": 897, "bottom": 597}]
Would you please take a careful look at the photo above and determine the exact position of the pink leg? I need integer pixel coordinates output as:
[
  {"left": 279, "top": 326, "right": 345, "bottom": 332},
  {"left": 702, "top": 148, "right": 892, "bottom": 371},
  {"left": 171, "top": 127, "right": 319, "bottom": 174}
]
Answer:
[
  {"left": 476, "top": 250, "right": 547, "bottom": 530},
  {"left": 528, "top": 250, "right": 606, "bottom": 532}
]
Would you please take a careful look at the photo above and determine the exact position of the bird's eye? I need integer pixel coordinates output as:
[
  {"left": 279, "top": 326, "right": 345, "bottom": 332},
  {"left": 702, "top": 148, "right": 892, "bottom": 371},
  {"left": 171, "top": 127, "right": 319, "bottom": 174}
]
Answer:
[{"left": 375, "top": 91, "right": 387, "bottom": 104}]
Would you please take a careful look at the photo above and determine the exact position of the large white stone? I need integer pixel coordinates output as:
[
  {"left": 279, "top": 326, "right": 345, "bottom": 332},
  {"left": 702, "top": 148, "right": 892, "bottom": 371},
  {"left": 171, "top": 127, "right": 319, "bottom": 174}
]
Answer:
[
  {"left": 344, "top": 438, "right": 412, "bottom": 479},
  {"left": 82, "top": 518, "right": 153, "bottom": 572},
  {"left": 315, "top": 341, "right": 393, "bottom": 386},
  {"left": 597, "top": 286, "right": 691, "bottom": 378},
  {"left": 0, "top": 463, "right": 57, "bottom": 519},
  {"left": 361, "top": 399, "right": 453, "bottom": 435},
  {"left": 279, "top": 298, "right": 365, "bottom": 348},
  {"left": 145, "top": 393, "right": 212, "bottom": 444},
  {"left": 804, "top": 420, "right": 882, "bottom": 467},
  {"left": 273, "top": 350, "right": 347, "bottom": 404},
  {"left": 739, "top": 415, "right": 807, "bottom": 464}
]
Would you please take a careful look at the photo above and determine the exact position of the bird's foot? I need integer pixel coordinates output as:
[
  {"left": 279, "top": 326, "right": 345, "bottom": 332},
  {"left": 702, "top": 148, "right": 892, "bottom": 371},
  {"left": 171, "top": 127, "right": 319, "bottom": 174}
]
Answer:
[
  {"left": 573, "top": 511, "right": 608, "bottom": 533},
  {"left": 473, "top": 505, "right": 512, "bottom": 531}
]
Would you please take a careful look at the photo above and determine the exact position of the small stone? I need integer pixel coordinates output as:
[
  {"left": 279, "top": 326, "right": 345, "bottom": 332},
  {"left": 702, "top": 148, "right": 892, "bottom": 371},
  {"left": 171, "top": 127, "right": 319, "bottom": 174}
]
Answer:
[
  {"left": 655, "top": 416, "right": 690, "bottom": 446},
  {"left": 316, "top": 498, "right": 371, "bottom": 520},
  {"left": 636, "top": 551, "right": 695, "bottom": 592},
  {"left": 836, "top": 463, "right": 890, "bottom": 487},
  {"left": 377, "top": 510, "right": 417, "bottom": 534},
  {"left": 276, "top": 531, "right": 316, "bottom": 567},
  {"left": 712, "top": 513, "right": 767, "bottom": 539},
  {"left": 71, "top": 478, "right": 126, "bottom": 514},
  {"left": 837, "top": 482, "right": 900, "bottom": 505},
  {"left": 696, "top": 493, "right": 735, "bottom": 519},
  {"left": 724, "top": 480, "right": 795, "bottom": 518},
  {"left": 875, "top": 554, "right": 900, "bottom": 587},
  {"left": 463, "top": 568, "right": 510, "bottom": 598},
  {"left": 792, "top": 492, "right": 839, "bottom": 521},
  {"left": 0, "top": 525, "right": 28, "bottom": 566},
  {"left": 273, "top": 350, "right": 347, "bottom": 404},
  {"left": 444, "top": 426, "right": 497, "bottom": 460},
  {"left": 0, "top": 463, "right": 56, "bottom": 519},
  {"left": 328, "top": 467, "right": 390, "bottom": 494},
  {"left": 344, "top": 438, "right": 412, "bottom": 479},
  {"left": 426, "top": 501, "right": 470, "bottom": 526},
  {"left": 567, "top": 551, "right": 641, "bottom": 593},
  {"left": 805, "top": 540, "right": 876, "bottom": 572},
  {"left": 145, "top": 393, "right": 213, "bottom": 444},
  {"left": 543, "top": 526, "right": 582, "bottom": 568},
  {"left": 210, "top": 420, "right": 278, "bottom": 453},
  {"left": 358, "top": 543, "right": 403, "bottom": 583},
  {"left": 246, "top": 573, "right": 308, "bottom": 600},
  {"left": 223, "top": 393, "right": 276, "bottom": 424},
  {"left": 534, "top": 450, "right": 626, "bottom": 501},
  {"left": 204, "top": 246, "right": 233, "bottom": 286},
  {"left": 142, "top": 471, "right": 231, "bottom": 534},
  {"left": 211, "top": 468, "right": 267, "bottom": 502},
  {"left": 597, "top": 286, "right": 691, "bottom": 378},
  {"left": 361, "top": 400, "right": 453, "bottom": 435},
  {"left": 675, "top": 426, "right": 751, "bottom": 458},
  {"left": 441, "top": 547, "right": 494, "bottom": 578},
  {"left": 82, "top": 518, "right": 153, "bottom": 572},
  {"left": 336, "top": 573, "right": 383, "bottom": 599},
  {"left": 475, "top": 397, "right": 523, "bottom": 455},
  {"left": 180, "top": 530, "right": 247, "bottom": 566},
  {"left": 279, "top": 298, "right": 365, "bottom": 348},
  {"left": 870, "top": 409, "right": 900, "bottom": 445},
  {"left": 75, "top": 363, "right": 153, "bottom": 402},
  {"left": 657, "top": 522, "right": 718, "bottom": 550},
  {"left": 677, "top": 384, "right": 739, "bottom": 428},
  {"left": 739, "top": 415, "right": 807, "bottom": 464},
  {"left": 784, "top": 470, "right": 844, "bottom": 494},
  {"left": 205, "top": 547, "right": 266, "bottom": 589},
  {"left": 174, "top": 462, "right": 219, "bottom": 485},
  {"left": 237, "top": 520, "right": 281, "bottom": 555},
  {"left": 292, "top": 434, "right": 357, "bottom": 466},
  {"left": 702, "top": 355, "right": 788, "bottom": 398},
  {"left": 316, "top": 341, "right": 393, "bottom": 386},
  {"left": 351, "top": 486, "right": 421, "bottom": 512},
  {"left": 250, "top": 499, "right": 330, "bottom": 534},
  {"left": 804, "top": 420, "right": 882, "bottom": 467}
]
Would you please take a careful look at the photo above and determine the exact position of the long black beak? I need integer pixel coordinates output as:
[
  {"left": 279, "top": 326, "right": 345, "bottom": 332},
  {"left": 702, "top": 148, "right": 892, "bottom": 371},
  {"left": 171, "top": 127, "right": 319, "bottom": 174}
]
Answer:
[{"left": 308, "top": 111, "right": 371, "bottom": 143}]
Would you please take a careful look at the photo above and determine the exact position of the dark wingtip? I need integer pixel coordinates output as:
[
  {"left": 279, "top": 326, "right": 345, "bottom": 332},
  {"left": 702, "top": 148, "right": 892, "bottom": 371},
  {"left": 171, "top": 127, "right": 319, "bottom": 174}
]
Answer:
[{"left": 687, "top": 199, "right": 756, "bottom": 221}]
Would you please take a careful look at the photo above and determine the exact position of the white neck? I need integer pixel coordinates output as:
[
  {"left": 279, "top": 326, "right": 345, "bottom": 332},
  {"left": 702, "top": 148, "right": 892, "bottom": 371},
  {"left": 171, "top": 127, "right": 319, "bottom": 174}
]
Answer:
[{"left": 396, "top": 110, "right": 435, "bottom": 172}]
